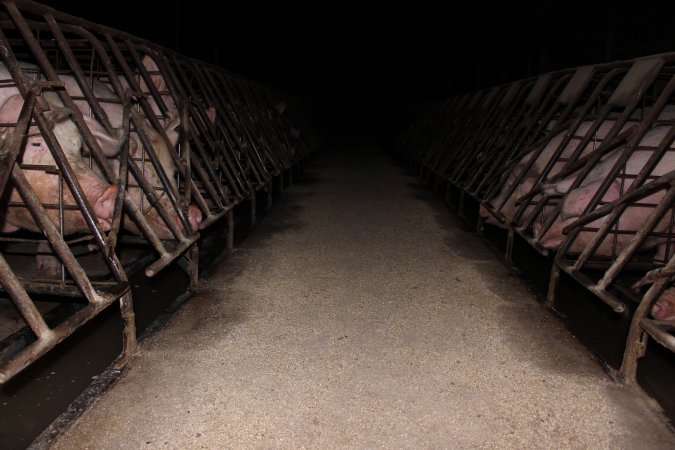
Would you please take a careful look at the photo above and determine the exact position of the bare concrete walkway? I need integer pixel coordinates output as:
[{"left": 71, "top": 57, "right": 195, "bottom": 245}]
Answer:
[{"left": 52, "top": 144, "right": 673, "bottom": 449}]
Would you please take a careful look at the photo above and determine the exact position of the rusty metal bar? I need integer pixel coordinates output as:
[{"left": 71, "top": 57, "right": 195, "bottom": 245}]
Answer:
[{"left": 0, "top": 252, "right": 51, "bottom": 339}]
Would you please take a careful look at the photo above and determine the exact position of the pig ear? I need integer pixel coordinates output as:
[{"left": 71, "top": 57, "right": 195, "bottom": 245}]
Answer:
[
  {"left": 82, "top": 115, "right": 124, "bottom": 157},
  {"left": 206, "top": 106, "right": 216, "bottom": 124},
  {"left": 141, "top": 55, "right": 166, "bottom": 91},
  {"left": 44, "top": 106, "right": 72, "bottom": 124},
  {"left": 92, "top": 184, "right": 118, "bottom": 231},
  {"left": 163, "top": 114, "right": 181, "bottom": 148}
]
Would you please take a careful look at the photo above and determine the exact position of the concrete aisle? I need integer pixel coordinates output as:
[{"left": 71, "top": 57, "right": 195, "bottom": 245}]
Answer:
[{"left": 53, "top": 144, "right": 673, "bottom": 449}]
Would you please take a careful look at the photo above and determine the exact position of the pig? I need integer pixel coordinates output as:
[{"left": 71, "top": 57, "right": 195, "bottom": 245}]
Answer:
[
  {"left": 529, "top": 124, "right": 675, "bottom": 323},
  {"left": 651, "top": 288, "right": 675, "bottom": 321},
  {"left": 56, "top": 56, "right": 202, "bottom": 238},
  {"left": 481, "top": 104, "right": 675, "bottom": 228},
  {"left": 536, "top": 180, "right": 671, "bottom": 258},
  {"left": 535, "top": 125, "right": 675, "bottom": 258},
  {"left": 0, "top": 62, "right": 121, "bottom": 237},
  {"left": 632, "top": 271, "right": 675, "bottom": 321},
  {"left": 0, "top": 93, "right": 120, "bottom": 275},
  {"left": 480, "top": 119, "right": 625, "bottom": 227}
]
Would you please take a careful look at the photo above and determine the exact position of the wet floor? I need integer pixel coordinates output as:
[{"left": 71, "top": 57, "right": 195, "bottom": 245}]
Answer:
[{"left": 51, "top": 143, "right": 674, "bottom": 449}]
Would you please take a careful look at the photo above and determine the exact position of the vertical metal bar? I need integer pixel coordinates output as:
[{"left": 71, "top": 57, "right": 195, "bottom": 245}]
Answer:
[
  {"left": 114, "top": 291, "right": 137, "bottom": 369},
  {"left": 107, "top": 95, "right": 131, "bottom": 251}
]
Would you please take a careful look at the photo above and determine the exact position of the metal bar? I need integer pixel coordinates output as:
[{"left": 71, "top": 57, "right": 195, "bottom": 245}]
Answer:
[
  {"left": 106, "top": 92, "right": 131, "bottom": 251},
  {"left": 0, "top": 299, "right": 114, "bottom": 384},
  {"left": 0, "top": 82, "right": 36, "bottom": 192},
  {"left": 0, "top": 253, "right": 51, "bottom": 338}
]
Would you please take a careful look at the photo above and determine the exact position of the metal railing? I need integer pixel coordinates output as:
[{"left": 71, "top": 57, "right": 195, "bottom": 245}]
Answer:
[
  {"left": 0, "top": 0, "right": 318, "bottom": 383},
  {"left": 395, "top": 51, "right": 675, "bottom": 385}
]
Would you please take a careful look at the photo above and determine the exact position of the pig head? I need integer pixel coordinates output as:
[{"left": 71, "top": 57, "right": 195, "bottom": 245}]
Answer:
[
  {"left": 122, "top": 119, "right": 202, "bottom": 239},
  {"left": 58, "top": 59, "right": 203, "bottom": 239}
]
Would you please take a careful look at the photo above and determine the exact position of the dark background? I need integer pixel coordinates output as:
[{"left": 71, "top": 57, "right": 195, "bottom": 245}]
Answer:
[{"left": 41, "top": 0, "right": 675, "bottom": 130}]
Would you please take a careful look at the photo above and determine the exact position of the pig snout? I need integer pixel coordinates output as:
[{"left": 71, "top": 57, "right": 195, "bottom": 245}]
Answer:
[
  {"left": 172, "top": 204, "right": 203, "bottom": 234},
  {"left": 651, "top": 288, "right": 675, "bottom": 321},
  {"left": 90, "top": 184, "right": 118, "bottom": 231},
  {"left": 188, "top": 204, "right": 203, "bottom": 231}
]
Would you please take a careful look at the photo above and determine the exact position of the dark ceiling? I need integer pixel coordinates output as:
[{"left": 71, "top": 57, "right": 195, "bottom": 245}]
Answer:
[{"left": 39, "top": 0, "right": 675, "bottom": 124}]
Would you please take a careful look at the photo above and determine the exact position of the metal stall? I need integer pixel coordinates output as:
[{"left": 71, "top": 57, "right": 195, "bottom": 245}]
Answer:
[
  {"left": 0, "top": 0, "right": 317, "bottom": 390},
  {"left": 395, "top": 52, "right": 675, "bottom": 419}
]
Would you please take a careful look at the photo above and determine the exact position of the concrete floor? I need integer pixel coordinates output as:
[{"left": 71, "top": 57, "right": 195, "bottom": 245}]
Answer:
[{"left": 52, "top": 144, "right": 673, "bottom": 449}]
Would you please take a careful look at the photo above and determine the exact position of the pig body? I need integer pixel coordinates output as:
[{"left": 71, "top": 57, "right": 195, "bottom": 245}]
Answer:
[
  {"left": 0, "top": 64, "right": 119, "bottom": 235},
  {"left": 482, "top": 120, "right": 622, "bottom": 227},
  {"left": 535, "top": 178, "right": 670, "bottom": 256},
  {"left": 537, "top": 125, "right": 675, "bottom": 257},
  {"left": 482, "top": 106, "right": 675, "bottom": 228}
]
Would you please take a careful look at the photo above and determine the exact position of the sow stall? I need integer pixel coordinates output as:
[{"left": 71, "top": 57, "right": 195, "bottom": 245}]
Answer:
[
  {"left": 0, "top": 0, "right": 317, "bottom": 390},
  {"left": 396, "top": 53, "right": 675, "bottom": 419}
]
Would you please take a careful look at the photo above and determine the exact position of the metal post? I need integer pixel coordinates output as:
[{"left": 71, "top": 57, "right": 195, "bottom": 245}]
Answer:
[
  {"left": 115, "top": 292, "right": 137, "bottom": 369},
  {"left": 546, "top": 265, "right": 561, "bottom": 308}
]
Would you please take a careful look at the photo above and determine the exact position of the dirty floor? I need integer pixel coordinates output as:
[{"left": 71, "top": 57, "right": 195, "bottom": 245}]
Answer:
[{"left": 52, "top": 144, "right": 674, "bottom": 449}]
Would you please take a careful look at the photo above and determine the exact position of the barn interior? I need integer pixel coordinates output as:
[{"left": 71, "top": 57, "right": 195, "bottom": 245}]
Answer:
[{"left": 1, "top": 0, "right": 674, "bottom": 448}]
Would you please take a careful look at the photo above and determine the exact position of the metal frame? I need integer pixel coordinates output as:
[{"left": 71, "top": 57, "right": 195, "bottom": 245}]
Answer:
[
  {"left": 397, "top": 51, "right": 675, "bottom": 385},
  {"left": 0, "top": 0, "right": 318, "bottom": 383}
]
